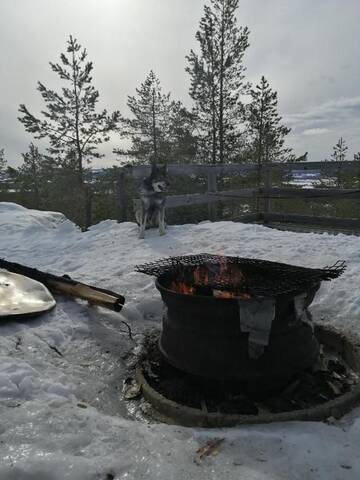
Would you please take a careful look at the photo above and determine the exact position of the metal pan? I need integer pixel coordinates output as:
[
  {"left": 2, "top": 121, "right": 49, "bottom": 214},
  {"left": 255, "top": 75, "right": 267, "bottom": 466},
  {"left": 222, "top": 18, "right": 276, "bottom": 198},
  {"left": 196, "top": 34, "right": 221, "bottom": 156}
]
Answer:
[{"left": 0, "top": 270, "right": 56, "bottom": 319}]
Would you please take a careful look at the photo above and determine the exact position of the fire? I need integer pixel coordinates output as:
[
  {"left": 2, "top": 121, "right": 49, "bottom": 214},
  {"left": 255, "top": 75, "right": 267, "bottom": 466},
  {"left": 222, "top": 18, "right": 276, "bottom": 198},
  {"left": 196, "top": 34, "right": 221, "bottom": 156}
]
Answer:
[
  {"left": 170, "top": 280, "right": 194, "bottom": 296},
  {"left": 169, "top": 259, "right": 250, "bottom": 300},
  {"left": 213, "top": 290, "right": 251, "bottom": 300}
]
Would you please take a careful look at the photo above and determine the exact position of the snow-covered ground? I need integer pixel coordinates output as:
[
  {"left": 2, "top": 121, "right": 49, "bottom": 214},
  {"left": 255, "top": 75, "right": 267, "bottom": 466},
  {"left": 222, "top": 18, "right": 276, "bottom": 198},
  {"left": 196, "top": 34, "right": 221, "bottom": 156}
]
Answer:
[{"left": 1, "top": 202, "right": 360, "bottom": 479}]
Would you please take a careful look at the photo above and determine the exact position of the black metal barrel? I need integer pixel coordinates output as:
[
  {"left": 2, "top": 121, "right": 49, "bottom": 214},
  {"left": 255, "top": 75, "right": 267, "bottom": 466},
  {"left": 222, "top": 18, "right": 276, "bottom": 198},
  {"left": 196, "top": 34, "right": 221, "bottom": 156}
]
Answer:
[{"left": 156, "top": 277, "right": 320, "bottom": 392}]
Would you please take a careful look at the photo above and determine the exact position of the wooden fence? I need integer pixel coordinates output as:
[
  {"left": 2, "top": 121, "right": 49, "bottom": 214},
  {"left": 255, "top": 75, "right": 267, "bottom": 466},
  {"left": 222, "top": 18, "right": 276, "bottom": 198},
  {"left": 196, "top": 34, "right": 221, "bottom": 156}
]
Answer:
[{"left": 115, "top": 160, "right": 360, "bottom": 231}]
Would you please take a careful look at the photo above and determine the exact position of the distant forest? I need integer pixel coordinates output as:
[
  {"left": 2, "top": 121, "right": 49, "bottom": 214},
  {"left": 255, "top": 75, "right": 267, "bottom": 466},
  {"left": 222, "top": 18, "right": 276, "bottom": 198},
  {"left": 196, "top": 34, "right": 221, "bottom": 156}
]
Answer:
[{"left": 0, "top": 0, "right": 359, "bottom": 228}]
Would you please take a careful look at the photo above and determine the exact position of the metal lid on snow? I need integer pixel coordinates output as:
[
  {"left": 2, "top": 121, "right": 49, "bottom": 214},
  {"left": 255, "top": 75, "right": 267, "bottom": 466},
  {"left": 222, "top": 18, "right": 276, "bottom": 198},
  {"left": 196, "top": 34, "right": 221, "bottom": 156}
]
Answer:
[{"left": 0, "top": 270, "right": 56, "bottom": 319}]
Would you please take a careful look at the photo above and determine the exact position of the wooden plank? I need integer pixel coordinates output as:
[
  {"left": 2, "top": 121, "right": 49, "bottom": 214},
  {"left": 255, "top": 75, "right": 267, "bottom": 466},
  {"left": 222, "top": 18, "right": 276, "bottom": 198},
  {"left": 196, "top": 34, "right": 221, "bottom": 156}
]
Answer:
[
  {"left": 207, "top": 188, "right": 257, "bottom": 198},
  {"left": 116, "top": 171, "right": 128, "bottom": 222},
  {"left": 133, "top": 189, "right": 256, "bottom": 211},
  {"left": 261, "top": 212, "right": 360, "bottom": 229},
  {"left": 264, "top": 167, "right": 272, "bottom": 214},
  {"left": 126, "top": 160, "right": 360, "bottom": 178},
  {"left": 237, "top": 213, "right": 260, "bottom": 224},
  {"left": 133, "top": 193, "right": 215, "bottom": 210},
  {"left": 207, "top": 171, "right": 217, "bottom": 221},
  {"left": 265, "top": 160, "right": 360, "bottom": 172},
  {"left": 168, "top": 193, "right": 216, "bottom": 207},
  {"left": 259, "top": 187, "right": 360, "bottom": 199},
  {"left": 207, "top": 187, "right": 360, "bottom": 200},
  {"left": 127, "top": 163, "right": 258, "bottom": 178},
  {"left": 84, "top": 185, "right": 92, "bottom": 230}
]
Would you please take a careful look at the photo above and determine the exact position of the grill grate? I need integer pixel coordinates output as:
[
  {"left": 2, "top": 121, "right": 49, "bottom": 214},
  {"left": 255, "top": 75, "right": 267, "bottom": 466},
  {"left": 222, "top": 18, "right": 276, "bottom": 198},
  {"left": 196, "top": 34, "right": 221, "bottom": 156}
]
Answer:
[{"left": 135, "top": 254, "right": 346, "bottom": 297}]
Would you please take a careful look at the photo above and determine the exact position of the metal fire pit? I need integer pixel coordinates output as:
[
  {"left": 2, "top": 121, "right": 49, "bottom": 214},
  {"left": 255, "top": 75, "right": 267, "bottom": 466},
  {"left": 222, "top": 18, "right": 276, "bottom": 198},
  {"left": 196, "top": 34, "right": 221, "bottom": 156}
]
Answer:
[{"left": 136, "top": 255, "right": 345, "bottom": 391}]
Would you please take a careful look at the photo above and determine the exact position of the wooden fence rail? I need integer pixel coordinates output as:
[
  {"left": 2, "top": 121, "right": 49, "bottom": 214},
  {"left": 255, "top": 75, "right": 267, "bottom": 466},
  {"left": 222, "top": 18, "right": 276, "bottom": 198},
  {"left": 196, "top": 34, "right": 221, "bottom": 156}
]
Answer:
[
  {"left": 117, "top": 160, "right": 360, "bottom": 232},
  {"left": 125, "top": 160, "right": 360, "bottom": 177}
]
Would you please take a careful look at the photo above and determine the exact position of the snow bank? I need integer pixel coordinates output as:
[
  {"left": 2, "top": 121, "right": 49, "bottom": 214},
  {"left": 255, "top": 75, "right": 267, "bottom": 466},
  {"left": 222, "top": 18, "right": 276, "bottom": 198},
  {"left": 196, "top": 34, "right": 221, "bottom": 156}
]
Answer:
[
  {"left": 0, "top": 202, "right": 360, "bottom": 479},
  {"left": 0, "top": 202, "right": 75, "bottom": 233}
]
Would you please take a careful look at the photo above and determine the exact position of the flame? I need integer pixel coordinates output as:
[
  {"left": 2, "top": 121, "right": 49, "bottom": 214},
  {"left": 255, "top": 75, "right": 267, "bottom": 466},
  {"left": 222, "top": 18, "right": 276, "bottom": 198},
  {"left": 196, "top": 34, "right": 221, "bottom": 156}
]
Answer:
[
  {"left": 170, "top": 280, "right": 194, "bottom": 296},
  {"left": 213, "top": 290, "right": 251, "bottom": 300},
  {"left": 168, "top": 258, "right": 250, "bottom": 300}
]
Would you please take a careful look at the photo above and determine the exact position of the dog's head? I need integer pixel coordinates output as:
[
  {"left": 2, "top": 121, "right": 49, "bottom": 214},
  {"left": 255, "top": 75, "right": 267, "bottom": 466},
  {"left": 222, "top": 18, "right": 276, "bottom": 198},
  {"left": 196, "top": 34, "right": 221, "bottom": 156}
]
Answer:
[{"left": 150, "top": 164, "right": 169, "bottom": 193}]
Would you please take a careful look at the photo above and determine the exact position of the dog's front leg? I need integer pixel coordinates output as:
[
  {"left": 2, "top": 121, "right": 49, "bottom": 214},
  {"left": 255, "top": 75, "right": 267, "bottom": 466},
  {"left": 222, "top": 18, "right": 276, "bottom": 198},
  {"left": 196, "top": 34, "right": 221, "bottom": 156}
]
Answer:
[
  {"left": 139, "top": 211, "right": 148, "bottom": 239},
  {"left": 158, "top": 209, "right": 166, "bottom": 236}
]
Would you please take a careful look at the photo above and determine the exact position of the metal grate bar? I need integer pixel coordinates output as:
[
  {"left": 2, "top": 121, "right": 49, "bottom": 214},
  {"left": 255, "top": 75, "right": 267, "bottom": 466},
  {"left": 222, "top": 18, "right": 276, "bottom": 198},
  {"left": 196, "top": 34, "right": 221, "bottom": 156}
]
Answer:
[{"left": 135, "top": 254, "right": 346, "bottom": 297}]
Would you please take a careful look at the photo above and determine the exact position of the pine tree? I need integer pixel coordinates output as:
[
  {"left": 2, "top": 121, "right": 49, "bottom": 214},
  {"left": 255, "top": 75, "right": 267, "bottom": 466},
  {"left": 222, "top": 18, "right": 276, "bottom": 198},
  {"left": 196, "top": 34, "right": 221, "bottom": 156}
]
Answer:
[
  {"left": 17, "top": 143, "right": 55, "bottom": 208},
  {"left": 0, "top": 149, "right": 7, "bottom": 192},
  {"left": 186, "top": 0, "right": 250, "bottom": 164},
  {"left": 167, "top": 101, "right": 197, "bottom": 163},
  {"left": 328, "top": 137, "right": 349, "bottom": 188},
  {"left": 18, "top": 35, "right": 120, "bottom": 184},
  {"left": 247, "top": 76, "right": 292, "bottom": 167},
  {"left": 115, "top": 70, "right": 195, "bottom": 164},
  {"left": 330, "top": 137, "right": 348, "bottom": 162},
  {"left": 0, "top": 148, "right": 6, "bottom": 172}
]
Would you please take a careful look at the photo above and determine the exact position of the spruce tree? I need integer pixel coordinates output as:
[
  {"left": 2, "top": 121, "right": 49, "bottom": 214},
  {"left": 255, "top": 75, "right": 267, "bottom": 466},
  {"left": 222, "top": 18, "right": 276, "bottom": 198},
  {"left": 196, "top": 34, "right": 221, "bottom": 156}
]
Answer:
[
  {"left": 0, "top": 149, "right": 7, "bottom": 192},
  {"left": 17, "top": 143, "right": 55, "bottom": 208},
  {"left": 330, "top": 137, "right": 348, "bottom": 162},
  {"left": 247, "top": 76, "right": 292, "bottom": 168},
  {"left": 329, "top": 137, "right": 348, "bottom": 188},
  {"left": 186, "top": 0, "right": 250, "bottom": 164},
  {"left": 18, "top": 35, "right": 120, "bottom": 184},
  {"left": 0, "top": 149, "right": 6, "bottom": 173},
  {"left": 115, "top": 70, "right": 195, "bottom": 164}
]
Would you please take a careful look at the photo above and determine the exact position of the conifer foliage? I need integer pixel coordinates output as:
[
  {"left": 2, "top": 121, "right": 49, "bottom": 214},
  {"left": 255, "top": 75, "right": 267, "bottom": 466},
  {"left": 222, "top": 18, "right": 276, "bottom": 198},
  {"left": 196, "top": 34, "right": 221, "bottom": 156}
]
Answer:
[
  {"left": 247, "top": 76, "right": 292, "bottom": 167},
  {"left": 330, "top": 137, "right": 348, "bottom": 162},
  {"left": 0, "top": 149, "right": 6, "bottom": 172},
  {"left": 186, "top": 0, "right": 250, "bottom": 164},
  {"left": 17, "top": 143, "right": 55, "bottom": 208},
  {"left": 18, "top": 35, "right": 120, "bottom": 183},
  {"left": 115, "top": 70, "right": 195, "bottom": 164}
]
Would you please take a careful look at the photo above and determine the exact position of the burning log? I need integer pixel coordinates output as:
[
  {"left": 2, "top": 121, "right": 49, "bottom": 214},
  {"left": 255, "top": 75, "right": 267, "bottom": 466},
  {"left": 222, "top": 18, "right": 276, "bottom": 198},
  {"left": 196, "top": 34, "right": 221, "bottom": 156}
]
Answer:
[{"left": 0, "top": 258, "right": 125, "bottom": 312}]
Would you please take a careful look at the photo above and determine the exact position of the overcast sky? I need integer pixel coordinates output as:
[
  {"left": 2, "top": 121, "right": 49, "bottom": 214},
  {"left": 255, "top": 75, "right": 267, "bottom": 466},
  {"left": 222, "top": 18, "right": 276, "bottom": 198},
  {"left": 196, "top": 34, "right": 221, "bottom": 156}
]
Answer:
[{"left": 1, "top": 0, "right": 360, "bottom": 167}]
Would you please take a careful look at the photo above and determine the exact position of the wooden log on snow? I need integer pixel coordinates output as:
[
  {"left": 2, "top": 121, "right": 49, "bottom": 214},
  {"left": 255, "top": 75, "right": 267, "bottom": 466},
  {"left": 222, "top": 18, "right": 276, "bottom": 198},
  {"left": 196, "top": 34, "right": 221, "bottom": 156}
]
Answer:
[{"left": 0, "top": 258, "right": 125, "bottom": 312}]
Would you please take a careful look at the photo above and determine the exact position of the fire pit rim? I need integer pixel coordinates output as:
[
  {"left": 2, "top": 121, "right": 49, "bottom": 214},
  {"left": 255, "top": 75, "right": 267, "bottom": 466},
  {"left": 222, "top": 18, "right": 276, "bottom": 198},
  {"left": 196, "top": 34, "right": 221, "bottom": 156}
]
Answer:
[
  {"left": 155, "top": 277, "right": 253, "bottom": 302},
  {"left": 136, "top": 324, "right": 360, "bottom": 427},
  {"left": 155, "top": 276, "right": 321, "bottom": 302}
]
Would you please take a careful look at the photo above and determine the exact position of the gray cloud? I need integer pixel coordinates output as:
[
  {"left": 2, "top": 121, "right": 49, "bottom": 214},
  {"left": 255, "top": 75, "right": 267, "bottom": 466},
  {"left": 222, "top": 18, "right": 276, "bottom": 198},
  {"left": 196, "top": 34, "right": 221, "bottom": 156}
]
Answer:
[
  {"left": 285, "top": 97, "right": 360, "bottom": 131},
  {"left": 302, "top": 128, "right": 330, "bottom": 137},
  {"left": 0, "top": 0, "right": 359, "bottom": 166},
  {"left": 283, "top": 96, "right": 360, "bottom": 159}
]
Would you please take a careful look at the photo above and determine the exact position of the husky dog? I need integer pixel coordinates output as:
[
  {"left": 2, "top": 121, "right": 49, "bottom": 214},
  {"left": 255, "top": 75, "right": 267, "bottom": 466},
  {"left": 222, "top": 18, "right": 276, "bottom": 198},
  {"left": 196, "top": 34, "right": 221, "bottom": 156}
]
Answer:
[{"left": 136, "top": 164, "right": 169, "bottom": 239}]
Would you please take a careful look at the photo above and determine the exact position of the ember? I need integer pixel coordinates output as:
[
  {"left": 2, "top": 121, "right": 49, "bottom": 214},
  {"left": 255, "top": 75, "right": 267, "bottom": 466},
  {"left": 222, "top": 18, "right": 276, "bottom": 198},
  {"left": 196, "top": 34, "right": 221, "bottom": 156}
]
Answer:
[{"left": 169, "top": 262, "right": 249, "bottom": 299}]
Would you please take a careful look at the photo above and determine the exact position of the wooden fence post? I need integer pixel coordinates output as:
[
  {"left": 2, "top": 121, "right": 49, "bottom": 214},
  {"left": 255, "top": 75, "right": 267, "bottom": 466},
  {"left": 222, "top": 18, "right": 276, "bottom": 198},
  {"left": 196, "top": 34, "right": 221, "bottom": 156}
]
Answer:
[
  {"left": 84, "top": 185, "right": 93, "bottom": 231},
  {"left": 116, "top": 170, "right": 128, "bottom": 222},
  {"left": 264, "top": 165, "right": 272, "bottom": 221},
  {"left": 207, "top": 170, "right": 217, "bottom": 221},
  {"left": 255, "top": 164, "right": 262, "bottom": 213}
]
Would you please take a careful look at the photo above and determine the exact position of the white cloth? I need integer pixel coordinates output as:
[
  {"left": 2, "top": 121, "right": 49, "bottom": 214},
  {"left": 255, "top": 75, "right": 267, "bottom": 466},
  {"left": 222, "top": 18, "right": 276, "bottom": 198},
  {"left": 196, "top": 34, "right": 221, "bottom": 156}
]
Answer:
[{"left": 239, "top": 298, "right": 276, "bottom": 359}]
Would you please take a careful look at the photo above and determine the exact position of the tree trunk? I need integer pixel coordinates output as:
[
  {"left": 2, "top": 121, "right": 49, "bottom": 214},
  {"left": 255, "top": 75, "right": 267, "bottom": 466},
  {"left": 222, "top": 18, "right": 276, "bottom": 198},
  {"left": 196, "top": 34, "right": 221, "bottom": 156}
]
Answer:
[
  {"left": 151, "top": 89, "right": 158, "bottom": 162},
  {"left": 218, "top": 2, "right": 225, "bottom": 164},
  {"left": 31, "top": 161, "right": 40, "bottom": 209},
  {"left": 71, "top": 40, "right": 83, "bottom": 185},
  {"left": 211, "top": 85, "right": 217, "bottom": 165}
]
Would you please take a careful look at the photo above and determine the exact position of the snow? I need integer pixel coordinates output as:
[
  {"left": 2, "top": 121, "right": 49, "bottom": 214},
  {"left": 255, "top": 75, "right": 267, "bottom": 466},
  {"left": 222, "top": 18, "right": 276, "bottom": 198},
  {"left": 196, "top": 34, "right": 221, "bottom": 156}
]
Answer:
[{"left": 0, "top": 202, "right": 360, "bottom": 479}]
